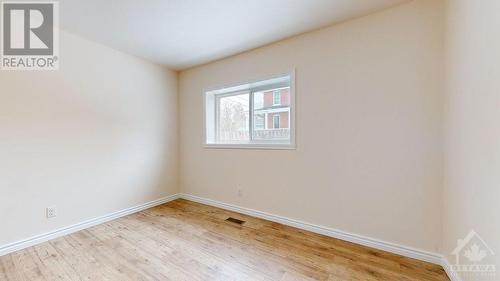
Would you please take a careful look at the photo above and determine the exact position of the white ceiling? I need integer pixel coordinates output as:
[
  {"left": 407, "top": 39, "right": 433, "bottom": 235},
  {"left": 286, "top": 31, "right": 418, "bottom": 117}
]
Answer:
[{"left": 60, "top": 0, "right": 406, "bottom": 70}]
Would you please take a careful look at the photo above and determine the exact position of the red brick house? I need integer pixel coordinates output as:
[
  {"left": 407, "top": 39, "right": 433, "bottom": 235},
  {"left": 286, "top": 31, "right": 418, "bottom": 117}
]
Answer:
[{"left": 254, "top": 87, "right": 290, "bottom": 131}]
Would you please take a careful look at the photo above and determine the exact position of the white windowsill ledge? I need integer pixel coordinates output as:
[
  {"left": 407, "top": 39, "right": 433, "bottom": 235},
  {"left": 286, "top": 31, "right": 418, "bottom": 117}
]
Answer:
[{"left": 204, "top": 144, "right": 296, "bottom": 150}]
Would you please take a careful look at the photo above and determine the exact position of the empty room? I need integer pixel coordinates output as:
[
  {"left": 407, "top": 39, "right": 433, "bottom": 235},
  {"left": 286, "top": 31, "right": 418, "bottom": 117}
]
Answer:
[{"left": 0, "top": 0, "right": 498, "bottom": 280}]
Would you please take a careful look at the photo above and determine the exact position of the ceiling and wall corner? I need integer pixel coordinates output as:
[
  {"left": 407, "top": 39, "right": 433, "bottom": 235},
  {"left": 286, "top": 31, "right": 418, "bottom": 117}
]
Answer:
[{"left": 59, "top": 0, "right": 408, "bottom": 70}]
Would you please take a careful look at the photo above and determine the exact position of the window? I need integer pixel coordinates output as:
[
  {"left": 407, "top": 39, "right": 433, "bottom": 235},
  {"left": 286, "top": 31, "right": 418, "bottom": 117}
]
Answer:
[
  {"left": 273, "top": 90, "right": 281, "bottom": 105},
  {"left": 254, "top": 114, "right": 265, "bottom": 130},
  {"left": 273, "top": 114, "right": 280, "bottom": 128},
  {"left": 205, "top": 73, "right": 295, "bottom": 149}
]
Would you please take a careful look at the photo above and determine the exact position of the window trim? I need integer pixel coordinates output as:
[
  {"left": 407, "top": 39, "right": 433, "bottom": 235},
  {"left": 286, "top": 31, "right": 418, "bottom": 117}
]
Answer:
[{"left": 203, "top": 70, "right": 296, "bottom": 150}]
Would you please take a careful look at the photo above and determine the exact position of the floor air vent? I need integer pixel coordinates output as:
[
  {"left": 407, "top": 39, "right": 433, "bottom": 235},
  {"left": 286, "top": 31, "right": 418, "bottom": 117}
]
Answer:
[{"left": 226, "top": 217, "right": 245, "bottom": 225}]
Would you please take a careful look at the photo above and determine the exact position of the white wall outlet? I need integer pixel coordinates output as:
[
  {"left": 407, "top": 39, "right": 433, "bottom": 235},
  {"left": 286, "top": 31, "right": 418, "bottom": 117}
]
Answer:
[{"left": 46, "top": 206, "right": 57, "bottom": 219}]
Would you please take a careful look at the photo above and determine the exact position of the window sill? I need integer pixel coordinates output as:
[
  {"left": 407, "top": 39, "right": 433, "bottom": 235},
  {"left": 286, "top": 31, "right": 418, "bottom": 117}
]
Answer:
[{"left": 204, "top": 143, "right": 296, "bottom": 150}]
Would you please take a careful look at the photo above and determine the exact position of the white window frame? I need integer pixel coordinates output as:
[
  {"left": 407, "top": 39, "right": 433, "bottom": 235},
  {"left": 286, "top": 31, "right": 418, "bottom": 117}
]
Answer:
[{"left": 203, "top": 71, "right": 296, "bottom": 150}]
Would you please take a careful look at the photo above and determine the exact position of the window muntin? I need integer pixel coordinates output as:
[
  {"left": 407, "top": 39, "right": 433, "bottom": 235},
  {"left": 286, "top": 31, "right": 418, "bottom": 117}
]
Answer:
[{"left": 205, "top": 74, "right": 294, "bottom": 148}]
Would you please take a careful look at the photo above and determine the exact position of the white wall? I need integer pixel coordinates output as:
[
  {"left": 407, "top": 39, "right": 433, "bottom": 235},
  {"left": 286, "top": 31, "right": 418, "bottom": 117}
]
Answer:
[
  {"left": 179, "top": 0, "right": 444, "bottom": 253},
  {"left": 0, "top": 31, "right": 178, "bottom": 246},
  {"left": 443, "top": 0, "right": 500, "bottom": 279}
]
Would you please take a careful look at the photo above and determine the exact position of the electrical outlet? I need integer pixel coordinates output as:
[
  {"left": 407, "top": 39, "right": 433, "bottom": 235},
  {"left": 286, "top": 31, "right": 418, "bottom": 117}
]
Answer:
[{"left": 46, "top": 206, "right": 57, "bottom": 219}]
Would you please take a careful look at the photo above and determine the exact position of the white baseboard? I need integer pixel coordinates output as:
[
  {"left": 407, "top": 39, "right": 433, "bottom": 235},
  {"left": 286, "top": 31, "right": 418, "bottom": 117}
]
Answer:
[
  {"left": 179, "top": 193, "right": 443, "bottom": 265},
  {"left": 0, "top": 193, "right": 180, "bottom": 257},
  {"left": 441, "top": 257, "right": 463, "bottom": 281},
  {"left": 0, "top": 192, "right": 455, "bottom": 281}
]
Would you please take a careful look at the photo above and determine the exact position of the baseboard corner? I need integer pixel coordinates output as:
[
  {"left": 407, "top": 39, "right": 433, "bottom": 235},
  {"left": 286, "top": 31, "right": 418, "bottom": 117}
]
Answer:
[{"left": 441, "top": 256, "right": 463, "bottom": 281}]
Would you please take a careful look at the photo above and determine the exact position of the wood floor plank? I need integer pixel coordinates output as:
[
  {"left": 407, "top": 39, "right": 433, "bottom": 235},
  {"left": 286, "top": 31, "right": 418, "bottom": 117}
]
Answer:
[
  {"left": 122, "top": 212, "right": 281, "bottom": 280},
  {"left": 152, "top": 203, "right": 330, "bottom": 279},
  {"left": 31, "top": 242, "right": 81, "bottom": 281},
  {"left": 0, "top": 199, "right": 449, "bottom": 281},
  {"left": 50, "top": 236, "right": 129, "bottom": 280},
  {"left": 0, "top": 258, "right": 9, "bottom": 281},
  {"left": 88, "top": 222, "right": 219, "bottom": 281},
  {"left": 0, "top": 255, "right": 21, "bottom": 281},
  {"left": 10, "top": 249, "right": 46, "bottom": 281},
  {"left": 103, "top": 221, "right": 264, "bottom": 281}
]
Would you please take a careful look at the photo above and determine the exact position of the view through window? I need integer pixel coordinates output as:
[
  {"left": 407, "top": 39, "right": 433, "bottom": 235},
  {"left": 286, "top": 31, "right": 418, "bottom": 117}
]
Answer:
[{"left": 205, "top": 74, "right": 294, "bottom": 147}]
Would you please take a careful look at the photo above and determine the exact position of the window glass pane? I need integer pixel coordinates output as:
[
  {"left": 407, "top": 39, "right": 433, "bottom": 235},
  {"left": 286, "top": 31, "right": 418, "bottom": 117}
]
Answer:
[
  {"left": 254, "top": 113, "right": 265, "bottom": 129},
  {"left": 218, "top": 93, "right": 249, "bottom": 142},
  {"left": 252, "top": 87, "right": 290, "bottom": 141},
  {"left": 273, "top": 90, "right": 281, "bottom": 105},
  {"left": 273, "top": 114, "right": 280, "bottom": 128}
]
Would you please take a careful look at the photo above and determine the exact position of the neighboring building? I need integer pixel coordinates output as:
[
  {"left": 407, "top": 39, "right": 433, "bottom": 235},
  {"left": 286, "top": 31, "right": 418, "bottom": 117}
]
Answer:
[{"left": 254, "top": 87, "right": 290, "bottom": 130}]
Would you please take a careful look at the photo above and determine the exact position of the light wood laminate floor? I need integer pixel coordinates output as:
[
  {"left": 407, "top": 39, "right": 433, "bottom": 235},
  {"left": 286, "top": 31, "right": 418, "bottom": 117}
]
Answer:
[{"left": 0, "top": 199, "right": 449, "bottom": 280}]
